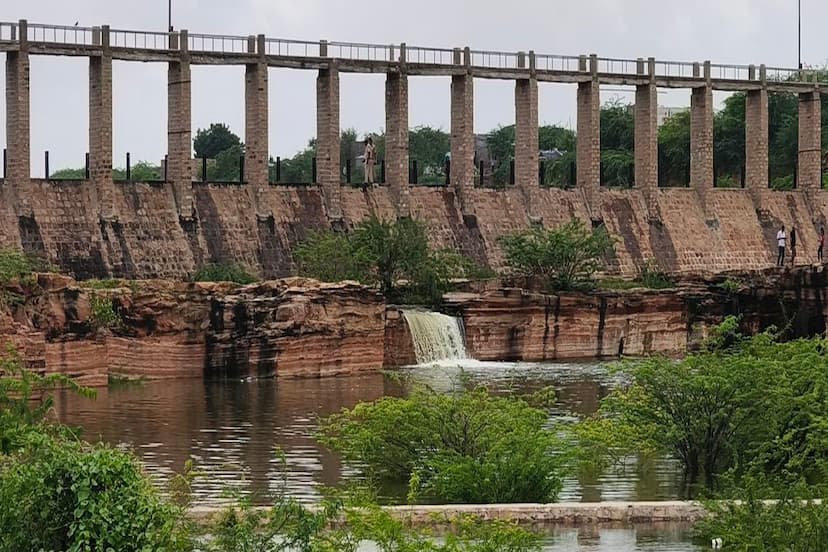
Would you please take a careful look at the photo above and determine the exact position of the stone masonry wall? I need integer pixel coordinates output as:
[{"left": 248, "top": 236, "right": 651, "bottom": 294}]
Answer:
[{"left": 4, "top": 177, "right": 828, "bottom": 280}]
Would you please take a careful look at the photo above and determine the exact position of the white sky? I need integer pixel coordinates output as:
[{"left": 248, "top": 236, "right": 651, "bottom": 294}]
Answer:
[{"left": 2, "top": 0, "right": 825, "bottom": 175}]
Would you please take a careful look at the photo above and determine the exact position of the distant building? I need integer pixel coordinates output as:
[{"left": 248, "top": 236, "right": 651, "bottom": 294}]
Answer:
[{"left": 657, "top": 105, "right": 688, "bottom": 127}]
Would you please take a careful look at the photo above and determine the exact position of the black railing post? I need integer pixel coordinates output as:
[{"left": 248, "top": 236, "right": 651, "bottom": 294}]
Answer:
[
  {"left": 412, "top": 160, "right": 419, "bottom": 185},
  {"left": 202, "top": 156, "right": 207, "bottom": 182},
  {"left": 445, "top": 159, "right": 451, "bottom": 186},
  {"left": 346, "top": 159, "right": 352, "bottom": 184},
  {"left": 793, "top": 159, "right": 798, "bottom": 189},
  {"left": 164, "top": 154, "right": 168, "bottom": 182},
  {"left": 509, "top": 159, "right": 515, "bottom": 185},
  {"left": 44, "top": 150, "right": 49, "bottom": 179},
  {"left": 538, "top": 160, "right": 545, "bottom": 186},
  {"left": 2, "top": 149, "right": 6, "bottom": 179},
  {"left": 569, "top": 160, "right": 576, "bottom": 189},
  {"left": 276, "top": 156, "right": 281, "bottom": 183},
  {"left": 85, "top": 153, "right": 90, "bottom": 179},
  {"left": 312, "top": 157, "right": 317, "bottom": 183},
  {"left": 740, "top": 164, "right": 746, "bottom": 189},
  {"left": 125, "top": 152, "right": 131, "bottom": 180},
  {"left": 239, "top": 155, "right": 245, "bottom": 183},
  {"left": 600, "top": 160, "right": 605, "bottom": 186},
  {"left": 380, "top": 159, "right": 386, "bottom": 184},
  {"left": 479, "top": 160, "right": 485, "bottom": 188}
]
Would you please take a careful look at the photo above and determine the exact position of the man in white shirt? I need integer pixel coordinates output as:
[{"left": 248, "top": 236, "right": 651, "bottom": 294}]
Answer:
[{"left": 776, "top": 226, "right": 786, "bottom": 267}]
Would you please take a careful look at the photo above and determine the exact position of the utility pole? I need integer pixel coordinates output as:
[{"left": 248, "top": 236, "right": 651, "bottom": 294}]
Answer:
[{"left": 798, "top": 0, "right": 802, "bottom": 69}]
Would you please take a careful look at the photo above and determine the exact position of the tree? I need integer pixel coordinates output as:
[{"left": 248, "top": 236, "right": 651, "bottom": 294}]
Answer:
[
  {"left": 319, "top": 385, "right": 567, "bottom": 504},
  {"left": 193, "top": 123, "right": 243, "bottom": 159},
  {"left": 408, "top": 126, "right": 450, "bottom": 185},
  {"left": 498, "top": 219, "right": 614, "bottom": 291},
  {"left": 658, "top": 110, "right": 691, "bottom": 187},
  {"left": 579, "top": 318, "right": 828, "bottom": 494}
]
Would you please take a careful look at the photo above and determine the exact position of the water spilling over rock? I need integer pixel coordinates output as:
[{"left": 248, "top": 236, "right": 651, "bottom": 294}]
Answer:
[{"left": 402, "top": 310, "right": 468, "bottom": 364}]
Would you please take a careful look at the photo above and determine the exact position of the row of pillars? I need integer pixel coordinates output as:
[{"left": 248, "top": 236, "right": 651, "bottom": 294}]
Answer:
[{"left": 3, "top": 21, "right": 824, "bottom": 223}]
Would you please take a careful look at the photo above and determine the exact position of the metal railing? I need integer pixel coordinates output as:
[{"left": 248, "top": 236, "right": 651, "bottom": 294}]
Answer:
[
  {"left": 188, "top": 32, "right": 250, "bottom": 54},
  {"left": 0, "top": 22, "right": 16, "bottom": 42},
  {"left": 264, "top": 37, "right": 320, "bottom": 58},
  {"left": 469, "top": 49, "right": 519, "bottom": 69},
  {"left": 3, "top": 20, "right": 824, "bottom": 87},
  {"left": 27, "top": 22, "right": 95, "bottom": 46},
  {"left": 406, "top": 45, "right": 456, "bottom": 65},
  {"left": 709, "top": 63, "right": 752, "bottom": 81},
  {"left": 654, "top": 60, "right": 696, "bottom": 79},
  {"left": 110, "top": 28, "right": 171, "bottom": 50},
  {"left": 535, "top": 54, "right": 582, "bottom": 72},
  {"left": 326, "top": 41, "right": 390, "bottom": 61},
  {"left": 597, "top": 57, "right": 639, "bottom": 75}
]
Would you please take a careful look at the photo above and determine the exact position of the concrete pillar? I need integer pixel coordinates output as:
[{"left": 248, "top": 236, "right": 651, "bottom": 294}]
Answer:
[
  {"left": 6, "top": 19, "right": 31, "bottom": 213},
  {"left": 690, "top": 84, "right": 714, "bottom": 191},
  {"left": 797, "top": 90, "right": 822, "bottom": 192},
  {"left": 576, "top": 76, "right": 601, "bottom": 198},
  {"left": 168, "top": 30, "right": 194, "bottom": 219},
  {"left": 89, "top": 25, "right": 116, "bottom": 219},
  {"left": 450, "top": 73, "right": 474, "bottom": 206},
  {"left": 634, "top": 82, "right": 658, "bottom": 190},
  {"left": 745, "top": 88, "right": 769, "bottom": 194},
  {"left": 385, "top": 71, "right": 409, "bottom": 216},
  {"left": 317, "top": 64, "right": 341, "bottom": 220},
  {"left": 245, "top": 34, "right": 269, "bottom": 216},
  {"left": 515, "top": 76, "right": 539, "bottom": 191}
]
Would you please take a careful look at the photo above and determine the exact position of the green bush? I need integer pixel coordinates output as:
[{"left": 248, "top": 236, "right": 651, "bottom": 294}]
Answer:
[
  {"left": 193, "top": 263, "right": 257, "bottom": 285},
  {"left": 89, "top": 293, "right": 122, "bottom": 331},
  {"left": 295, "top": 217, "right": 484, "bottom": 305},
  {"left": 578, "top": 318, "right": 828, "bottom": 494},
  {"left": 715, "top": 174, "right": 739, "bottom": 188},
  {"left": 0, "top": 249, "right": 32, "bottom": 285},
  {"left": 498, "top": 219, "right": 614, "bottom": 291},
  {"left": 320, "top": 385, "right": 567, "bottom": 504},
  {"left": 0, "top": 434, "right": 190, "bottom": 552},
  {"left": 638, "top": 260, "right": 674, "bottom": 289},
  {"left": 771, "top": 174, "right": 795, "bottom": 190}
]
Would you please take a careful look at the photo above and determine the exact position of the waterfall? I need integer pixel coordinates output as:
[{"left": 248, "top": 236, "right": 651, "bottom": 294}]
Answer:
[{"left": 402, "top": 310, "right": 469, "bottom": 364}]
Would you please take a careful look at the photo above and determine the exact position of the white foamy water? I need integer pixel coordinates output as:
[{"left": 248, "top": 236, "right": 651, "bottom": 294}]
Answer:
[{"left": 402, "top": 310, "right": 468, "bottom": 364}]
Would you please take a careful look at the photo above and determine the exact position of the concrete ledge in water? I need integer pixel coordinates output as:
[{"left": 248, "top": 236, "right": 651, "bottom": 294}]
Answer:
[{"left": 189, "top": 501, "right": 708, "bottom": 526}]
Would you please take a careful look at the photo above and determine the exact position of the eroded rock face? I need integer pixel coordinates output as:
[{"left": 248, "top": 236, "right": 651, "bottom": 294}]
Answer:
[
  {"left": 1, "top": 266, "right": 826, "bottom": 386},
  {"left": 0, "top": 275, "right": 386, "bottom": 385}
]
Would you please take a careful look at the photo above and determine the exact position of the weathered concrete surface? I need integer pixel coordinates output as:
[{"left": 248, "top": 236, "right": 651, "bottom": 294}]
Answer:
[
  {"left": 4, "top": 181, "right": 828, "bottom": 281},
  {"left": 188, "top": 501, "right": 708, "bottom": 526}
]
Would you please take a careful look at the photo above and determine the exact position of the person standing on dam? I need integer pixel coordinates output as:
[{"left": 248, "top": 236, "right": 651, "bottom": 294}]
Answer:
[
  {"left": 819, "top": 227, "right": 825, "bottom": 263},
  {"left": 776, "top": 226, "right": 787, "bottom": 267},
  {"left": 363, "top": 137, "right": 376, "bottom": 188}
]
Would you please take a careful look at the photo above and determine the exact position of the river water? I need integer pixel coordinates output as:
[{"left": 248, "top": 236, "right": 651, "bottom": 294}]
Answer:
[{"left": 53, "top": 361, "right": 701, "bottom": 551}]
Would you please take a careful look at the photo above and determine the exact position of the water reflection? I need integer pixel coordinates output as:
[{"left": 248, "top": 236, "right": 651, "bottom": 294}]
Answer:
[{"left": 53, "top": 361, "right": 684, "bottom": 505}]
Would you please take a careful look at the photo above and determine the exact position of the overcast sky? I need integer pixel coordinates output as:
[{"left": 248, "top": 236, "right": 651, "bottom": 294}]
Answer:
[{"left": 3, "top": 0, "right": 826, "bottom": 175}]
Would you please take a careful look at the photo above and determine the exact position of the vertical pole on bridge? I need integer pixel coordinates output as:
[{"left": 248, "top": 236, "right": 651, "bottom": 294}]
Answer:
[
  {"left": 690, "top": 61, "right": 714, "bottom": 195},
  {"left": 797, "top": 87, "right": 822, "bottom": 193},
  {"left": 745, "top": 65, "right": 769, "bottom": 201},
  {"left": 6, "top": 19, "right": 32, "bottom": 214},
  {"left": 515, "top": 50, "right": 539, "bottom": 201},
  {"left": 89, "top": 24, "right": 116, "bottom": 219},
  {"left": 317, "top": 49, "right": 342, "bottom": 221}
]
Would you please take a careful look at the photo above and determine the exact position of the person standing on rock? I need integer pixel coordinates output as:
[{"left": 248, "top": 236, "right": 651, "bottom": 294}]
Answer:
[
  {"left": 363, "top": 137, "right": 376, "bottom": 188},
  {"left": 776, "top": 226, "right": 787, "bottom": 267},
  {"left": 819, "top": 227, "right": 825, "bottom": 263},
  {"left": 789, "top": 227, "right": 797, "bottom": 266}
]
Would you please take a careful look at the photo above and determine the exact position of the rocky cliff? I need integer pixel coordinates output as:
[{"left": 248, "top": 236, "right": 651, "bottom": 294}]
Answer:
[{"left": 1, "top": 267, "right": 825, "bottom": 386}]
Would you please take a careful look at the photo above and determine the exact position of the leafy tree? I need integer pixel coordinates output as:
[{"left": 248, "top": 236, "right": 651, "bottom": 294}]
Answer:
[
  {"left": 409, "top": 126, "right": 450, "bottom": 185},
  {"left": 113, "top": 160, "right": 162, "bottom": 181},
  {"left": 209, "top": 144, "right": 244, "bottom": 182},
  {"left": 295, "top": 217, "right": 480, "bottom": 304},
  {"left": 579, "top": 318, "right": 828, "bottom": 495},
  {"left": 498, "top": 219, "right": 614, "bottom": 291},
  {"left": 599, "top": 100, "right": 635, "bottom": 187},
  {"left": 319, "top": 385, "right": 567, "bottom": 504},
  {"left": 194, "top": 122, "right": 244, "bottom": 159},
  {"left": 658, "top": 110, "right": 690, "bottom": 187},
  {"left": 50, "top": 167, "right": 86, "bottom": 179}
]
